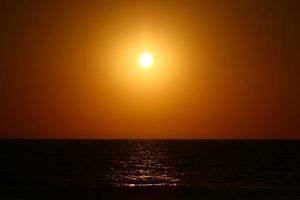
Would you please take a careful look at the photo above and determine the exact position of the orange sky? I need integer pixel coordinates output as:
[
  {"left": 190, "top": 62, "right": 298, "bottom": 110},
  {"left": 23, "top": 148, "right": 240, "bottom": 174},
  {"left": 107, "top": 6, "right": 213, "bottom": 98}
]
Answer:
[{"left": 1, "top": 0, "right": 299, "bottom": 138}]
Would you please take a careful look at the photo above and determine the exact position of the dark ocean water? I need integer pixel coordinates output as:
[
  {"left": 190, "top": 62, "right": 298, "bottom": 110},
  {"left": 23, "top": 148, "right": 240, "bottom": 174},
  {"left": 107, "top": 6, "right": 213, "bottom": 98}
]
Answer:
[{"left": 1, "top": 140, "right": 300, "bottom": 198}]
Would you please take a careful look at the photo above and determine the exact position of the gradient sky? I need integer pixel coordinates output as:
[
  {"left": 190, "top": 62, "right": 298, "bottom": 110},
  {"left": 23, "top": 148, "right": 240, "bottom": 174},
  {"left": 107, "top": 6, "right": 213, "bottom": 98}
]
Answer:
[{"left": 1, "top": 0, "right": 299, "bottom": 138}]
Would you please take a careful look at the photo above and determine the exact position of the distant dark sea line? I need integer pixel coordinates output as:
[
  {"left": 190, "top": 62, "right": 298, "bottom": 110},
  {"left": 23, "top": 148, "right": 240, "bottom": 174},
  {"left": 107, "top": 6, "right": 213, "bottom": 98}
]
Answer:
[{"left": 1, "top": 139, "right": 300, "bottom": 199}]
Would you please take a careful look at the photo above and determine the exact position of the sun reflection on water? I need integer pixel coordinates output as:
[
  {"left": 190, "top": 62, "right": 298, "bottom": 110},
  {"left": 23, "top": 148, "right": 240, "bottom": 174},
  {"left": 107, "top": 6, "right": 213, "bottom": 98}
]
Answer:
[{"left": 107, "top": 141, "right": 184, "bottom": 187}]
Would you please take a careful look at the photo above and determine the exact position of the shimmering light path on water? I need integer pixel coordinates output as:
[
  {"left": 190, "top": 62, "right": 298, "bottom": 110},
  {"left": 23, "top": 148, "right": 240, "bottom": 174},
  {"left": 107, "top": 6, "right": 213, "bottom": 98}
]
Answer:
[{"left": 107, "top": 141, "right": 185, "bottom": 187}]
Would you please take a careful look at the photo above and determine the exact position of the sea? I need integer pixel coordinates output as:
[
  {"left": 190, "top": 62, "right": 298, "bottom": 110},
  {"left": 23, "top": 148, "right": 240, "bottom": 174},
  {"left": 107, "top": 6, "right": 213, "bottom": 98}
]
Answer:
[{"left": 1, "top": 140, "right": 300, "bottom": 199}]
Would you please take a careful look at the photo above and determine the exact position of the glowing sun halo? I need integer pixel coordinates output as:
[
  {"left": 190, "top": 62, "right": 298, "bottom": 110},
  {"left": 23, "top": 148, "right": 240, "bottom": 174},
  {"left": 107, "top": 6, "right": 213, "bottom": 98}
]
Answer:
[{"left": 139, "top": 53, "right": 153, "bottom": 69}]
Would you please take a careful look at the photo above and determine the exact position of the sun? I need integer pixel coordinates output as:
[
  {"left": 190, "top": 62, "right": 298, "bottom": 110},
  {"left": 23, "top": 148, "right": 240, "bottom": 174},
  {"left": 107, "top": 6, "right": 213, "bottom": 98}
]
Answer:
[{"left": 139, "top": 53, "right": 153, "bottom": 69}]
